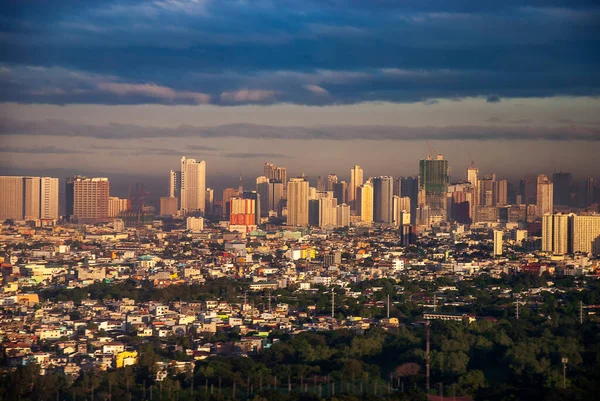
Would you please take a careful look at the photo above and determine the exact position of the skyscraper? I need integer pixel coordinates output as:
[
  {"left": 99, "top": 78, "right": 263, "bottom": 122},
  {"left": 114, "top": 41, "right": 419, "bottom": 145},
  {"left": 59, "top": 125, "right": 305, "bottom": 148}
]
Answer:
[
  {"left": 585, "top": 178, "right": 597, "bottom": 206},
  {"left": 222, "top": 187, "right": 239, "bottom": 218},
  {"left": 256, "top": 176, "right": 270, "bottom": 217},
  {"left": 393, "top": 196, "right": 411, "bottom": 226},
  {"left": 536, "top": 174, "right": 554, "bottom": 217},
  {"left": 73, "top": 177, "right": 110, "bottom": 222},
  {"left": 356, "top": 182, "right": 374, "bottom": 223},
  {"left": 327, "top": 174, "right": 338, "bottom": 191},
  {"left": 520, "top": 177, "right": 537, "bottom": 205},
  {"left": 287, "top": 178, "right": 309, "bottom": 226},
  {"left": 349, "top": 165, "right": 363, "bottom": 210},
  {"left": 571, "top": 214, "right": 600, "bottom": 255},
  {"left": 316, "top": 175, "right": 325, "bottom": 192},
  {"left": 23, "top": 177, "right": 41, "bottom": 220},
  {"left": 552, "top": 172, "right": 572, "bottom": 207},
  {"left": 205, "top": 188, "right": 214, "bottom": 216},
  {"left": 542, "top": 213, "right": 571, "bottom": 255},
  {"left": 400, "top": 176, "right": 419, "bottom": 225},
  {"left": 264, "top": 162, "right": 287, "bottom": 187},
  {"left": 180, "top": 156, "right": 206, "bottom": 215},
  {"left": 373, "top": 176, "right": 394, "bottom": 224},
  {"left": 40, "top": 177, "right": 59, "bottom": 220},
  {"left": 493, "top": 230, "right": 503, "bottom": 256},
  {"left": 493, "top": 179, "right": 508, "bottom": 206},
  {"left": 0, "top": 176, "right": 24, "bottom": 221},
  {"left": 169, "top": 170, "right": 181, "bottom": 208},
  {"left": 333, "top": 181, "right": 348, "bottom": 205},
  {"left": 419, "top": 155, "right": 449, "bottom": 217}
]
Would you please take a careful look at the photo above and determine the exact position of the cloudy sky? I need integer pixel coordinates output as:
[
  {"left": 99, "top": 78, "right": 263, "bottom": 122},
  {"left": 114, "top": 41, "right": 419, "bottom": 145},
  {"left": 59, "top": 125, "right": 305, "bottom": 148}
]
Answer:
[{"left": 0, "top": 0, "right": 599, "bottom": 196}]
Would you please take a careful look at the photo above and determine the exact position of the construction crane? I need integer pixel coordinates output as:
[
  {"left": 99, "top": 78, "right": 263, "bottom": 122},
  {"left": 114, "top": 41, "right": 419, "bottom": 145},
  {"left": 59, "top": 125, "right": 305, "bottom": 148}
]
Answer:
[{"left": 426, "top": 140, "right": 435, "bottom": 160}]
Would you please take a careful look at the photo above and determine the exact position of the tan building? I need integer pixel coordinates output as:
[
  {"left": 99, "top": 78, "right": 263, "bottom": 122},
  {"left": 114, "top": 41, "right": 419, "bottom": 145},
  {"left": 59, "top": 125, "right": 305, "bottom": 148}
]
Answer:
[
  {"left": 160, "top": 197, "right": 178, "bottom": 216},
  {"left": 571, "top": 215, "right": 600, "bottom": 255},
  {"left": 180, "top": 156, "right": 206, "bottom": 215},
  {"left": 73, "top": 177, "right": 110, "bottom": 222},
  {"left": 493, "top": 230, "right": 503, "bottom": 256},
  {"left": 40, "top": 177, "right": 59, "bottom": 219},
  {"left": 356, "top": 181, "right": 373, "bottom": 223},
  {"left": 537, "top": 174, "right": 553, "bottom": 218},
  {"left": 287, "top": 177, "right": 309, "bottom": 226},
  {"left": 393, "top": 195, "right": 411, "bottom": 226},
  {"left": 0, "top": 176, "right": 24, "bottom": 220},
  {"left": 108, "top": 197, "right": 129, "bottom": 217},
  {"left": 542, "top": 213, "right": 573, "bottom": 255},
  {"left": 349, "top": 165, "right": 364, "bottom": 210},
  {"left": 23, "top": 177, "right": 41, "bottom": 219}
]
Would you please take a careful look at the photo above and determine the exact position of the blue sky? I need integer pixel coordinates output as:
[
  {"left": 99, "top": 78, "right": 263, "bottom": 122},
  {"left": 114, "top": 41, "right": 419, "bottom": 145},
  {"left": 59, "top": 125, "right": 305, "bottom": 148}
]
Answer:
[{"left": 0, "top": 0, "right": 599, "bottom": 185}]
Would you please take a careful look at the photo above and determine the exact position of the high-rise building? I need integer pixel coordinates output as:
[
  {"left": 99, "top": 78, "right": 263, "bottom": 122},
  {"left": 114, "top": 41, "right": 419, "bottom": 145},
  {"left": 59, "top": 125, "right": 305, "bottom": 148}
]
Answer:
[
  {"left": 493, "top": 231, "right": 503, "bottom": 256},
  {"left": 230, "top": 197, "right": 256, "bottom": 227},
  {"left": 356, "top": 182, "right": 374, "bottom": 223},
  {"left": 264, "top": 162, "right": 287, "bottom": 187},
  {"left": 287, "top": 178, "right": 309, "bottom": 226},
  {"left": 493, "top": 179, "right": 508, "bottom": 206},
  {"left": 536, "top": 174, "right": 554, "bottom": 218},
  {"left": 336, "top": 203, "right": 351, "bottom": 227},
  {"left": 585, "top": 178, "right": 597, "bottom": 206},
  {"left": 40, "top": 177, "right": 59, "bottom": 219},
  {"left": 241, "top": 191, "right": 261, "bottom": 225},
  {"left": 552, "top": 172, "right": 572, "bottom": 207},
  {"left": 222, "top": 187, "right": 239, "bottom": 218},
  {"left": 373, "top": 176, "right": 394, "bottom": 224},
  {"left": 393, "top": 196, "right": 411, "bottom": 227},
  {"left": 333, "top": 181, "right": 348, "bottom": 205},
  {"left": 23, "top": 177, "right": 41, "bottom": 220},
  {"left": 327, "top": 174, "right": 338, "bottom": 191},
  {"left": 315, "top": 192, "right": 337, "bottom": 228},
  {"left": 419, "top": 154, "right": 449, "bottom": 217},
  {"left": 520, "top": 177, "right": 537, "bottom": 205},
  {"left": 268, "top": 181, "right": 284, "bottom": 215},
  {"left": 73, "top": 177, "right": 110, "bottom": 222},
  {"left": 205, "top": 188, "right": 214, "bottom": 216},
  {"left": 186, "top": 217, "right": 204, "bottom": 232},
  {"left": 316, "top": 175, "right": 325, "bottom": 192},
  {"left": 108, "top": 196, "right": 130, "bottom": 217},
  {"left": 400, "top": 176, "right": 419, "bottom": 224},
  {"left": 180, "top": 157, "right": 206, "bottom": 215},
  {"left": 571, "top": 214, "right": 600, "bottom": 255},
  {"left": 478, "top": 176, "right": 495, "bottom": 207},
  {"left": 467, "top": 165, "right": 479, "bottom": 188},
  {"left": 169, "top": 170, "right": 181, "bottom": 208},
  {"left": 349, "top": 165, "right": 363, "bottom": 210},
  {"left": 0, "top": 176, "right": 24, "bottom": 221},
  {"left": 256, "top": 176, "right": 270, "bottom": 217},
  {"left": 542, "top": 213, "right": 571, "bottom": 255}
]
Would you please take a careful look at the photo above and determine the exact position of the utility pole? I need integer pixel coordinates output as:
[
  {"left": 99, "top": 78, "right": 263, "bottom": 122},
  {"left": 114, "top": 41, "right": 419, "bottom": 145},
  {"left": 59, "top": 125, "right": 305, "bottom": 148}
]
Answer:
[
  {"left": 331, "top": 289, "right": 335, "bottom": 318},
  {"left": 387, "top": 294, "right": 390, "bottom": 318},
  {"left": 562, "top": 357, "right": 568, "bottom": 389},
  {"left": 580, "top": 301, "right": 583, "bottom": 324},
  {"left": 426, "top": 322, "right": 431, "bottom": 392}
]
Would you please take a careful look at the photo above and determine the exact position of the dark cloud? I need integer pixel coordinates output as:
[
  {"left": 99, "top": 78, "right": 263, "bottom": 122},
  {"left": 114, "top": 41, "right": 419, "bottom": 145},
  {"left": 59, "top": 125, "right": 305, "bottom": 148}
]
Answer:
[
  {"left": 0, "top": 145, "right": 89, "bottom": 154},
  {"left": 2, "top": 118, "right": 599, "bottom": 142},
  {"left": 0, "top": 0, "right": 598, "bottom": 105}
]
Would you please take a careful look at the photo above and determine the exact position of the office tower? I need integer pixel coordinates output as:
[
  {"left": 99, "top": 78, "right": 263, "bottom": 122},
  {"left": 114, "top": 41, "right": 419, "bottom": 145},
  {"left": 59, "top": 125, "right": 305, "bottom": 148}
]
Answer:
[
  {"left": 467, "top": 165, "right": 479, "bottom": 187},
  {"left": 222, "top": 187, "right": 239, "bottom": 218},
  {"left": 287, "top": 178, "right": 309, "bottom": 226},
  {"left": 571, "top": 215, "right": 600, "bottom": 255},
  {"left": 268, "top": 181, "right": 284, "bottom": 215},
  {"left": 40, "top": 177, "right": 59, "bottom": 219},
  {"left": 316, "top": 192, "right": 337, "bottom": 228},
  {"left": 241, "top": 191, "right": 261, "bottom": 225},
  {"left": 169, "top": 170, "right": 181, "bottom": 208},
  {"left": 394, "top": 177, "right": 402, "bottom": 197},
  {"left": 23, "top": 177, "right": 41, "bottom": 219},
  {"left": 73, "top": 177, "right": 110, "bottom": 222},
  {"left": 478, "top": 176, "right": 495, "bottom": 206},
  {"left": 333, "top": 181, "right": 348, "bottom": 205},
  {"left": 400, "top": 176, "right": 419, "bottom": 224},
  {"left": 108, "top": 197, "right": 129, "bottom": 217},
  {"left": 205, "top": 188, "right": 214, "bottom": 216},
  {"left": 520, "top": 177, "right": 537, "bottom": 205},
  {"left": 585, "top": 178, "right": 597, "bottom": 206},
  {"left": 186, "top": 217, "right": 204, "bottom": 232},
  {"left": 160, "top": 197, "right": 178, "bottom": 216},
  {"left": 493, "top": 231, "right": 503, "bottom": 256},
  {"left": 66, "top": 175, "right": 88, "bottom": 220},
  {"left": 336, "top": 203, "right": 351, "bottom": 227},
  {"left": 372, "top": 176, "right": 394, "bottom": 224},
  {"left": 419, "top": 154, "right": 449, "bottom": 216},
  {"left": 316, "top": 175, "right": 325, "bottom": 192},
  {"left": 0, "top": 176, "right": 24, "bottom": 220},
  {"left": 542, "top": 213, "right": 571, "bottom": 255},
  {"left": 256, "top": 176, "right": 270, "bottom": 217},
  {"left": 349, "top": 165, "right": 363, "bottom": 210},
  {"left": 230, "top": 197, "right": 256, "bottom": 228},
  {"left": 552, "top": 172, "right": 572, "bottom": 207},
  {"left": 393, "top": 196, "right": 411, "bottom": 226},
  {"left": 493, "top": 179, "right": 508, "bottom": 206},
  {"left": 536, "top": 174, "right": 554, "bottom": 217},
  {"left": 264, "top": 162, "right": 287, "bottom": 187},
  {"left": 180, "top": 157, "right": 206, "bottom": 215},
  {"left": 356, "top": 182, "right": 374, "bottom": 223},
  {"left": 308, "top": 199, "right": 320, "bottom": 226},
  {"left": 416, "top": 205, "right": 430, "bottom": 227},
  {"left": 327, "top": 174, "right": 338, "bottom": 191}
]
